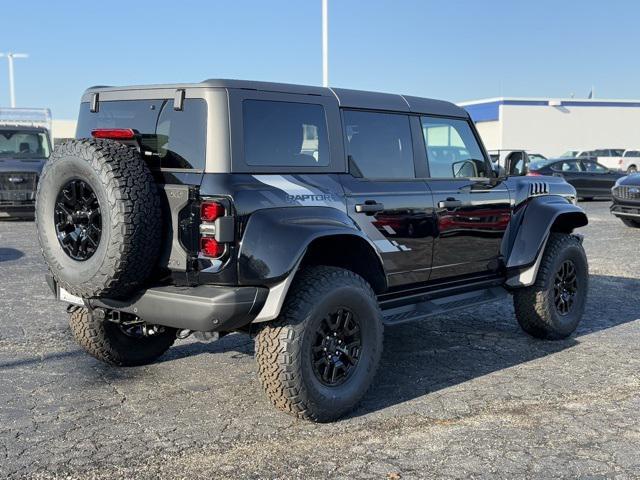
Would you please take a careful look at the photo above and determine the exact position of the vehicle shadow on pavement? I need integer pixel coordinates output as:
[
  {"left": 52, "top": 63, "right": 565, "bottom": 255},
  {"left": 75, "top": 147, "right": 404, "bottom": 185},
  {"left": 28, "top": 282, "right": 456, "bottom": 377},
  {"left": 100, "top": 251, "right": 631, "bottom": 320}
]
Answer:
[
  {"left": 351, "top": 273, "right": 640, "bottom": 418},
  {"left": 0, "top": 247, "right": 25, "bottom": 262}
]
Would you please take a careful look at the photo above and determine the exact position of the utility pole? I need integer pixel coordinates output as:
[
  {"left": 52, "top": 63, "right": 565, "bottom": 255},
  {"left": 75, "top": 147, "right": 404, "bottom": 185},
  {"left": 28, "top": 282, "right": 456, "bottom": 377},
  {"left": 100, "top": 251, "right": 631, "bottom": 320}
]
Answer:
[
  {"left": 0, "top": 53, "right": 29, "bottom": 108},
  {"left": 322, "top": 0, "right": 328, "bottom": 87}
]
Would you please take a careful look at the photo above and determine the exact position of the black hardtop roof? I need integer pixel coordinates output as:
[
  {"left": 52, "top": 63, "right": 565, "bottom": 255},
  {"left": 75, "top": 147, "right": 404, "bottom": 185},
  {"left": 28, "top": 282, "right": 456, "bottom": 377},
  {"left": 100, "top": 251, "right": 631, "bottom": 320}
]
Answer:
[{"left": 84, "top": 79, "right": 468, "bottom": 118}]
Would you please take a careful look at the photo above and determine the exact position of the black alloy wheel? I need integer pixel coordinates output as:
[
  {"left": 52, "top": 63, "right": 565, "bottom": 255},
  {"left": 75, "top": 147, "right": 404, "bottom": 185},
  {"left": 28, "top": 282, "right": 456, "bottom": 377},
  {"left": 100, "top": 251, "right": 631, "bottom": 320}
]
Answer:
[
  {"left": 553, "top": 260, "right": 578, "bottom": 316},
  {"left": 311, "top": 307, "right": 362, "bottom": 387},
  {"left": 54, "top": 179, "right": 102, "bottom": 261}
]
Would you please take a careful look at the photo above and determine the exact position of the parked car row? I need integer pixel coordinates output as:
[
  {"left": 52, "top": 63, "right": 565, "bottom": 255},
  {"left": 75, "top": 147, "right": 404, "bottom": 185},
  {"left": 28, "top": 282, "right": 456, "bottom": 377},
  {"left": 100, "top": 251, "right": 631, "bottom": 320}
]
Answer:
[{"left": 560, "top": 148, "right": 639, "bottom": 173}]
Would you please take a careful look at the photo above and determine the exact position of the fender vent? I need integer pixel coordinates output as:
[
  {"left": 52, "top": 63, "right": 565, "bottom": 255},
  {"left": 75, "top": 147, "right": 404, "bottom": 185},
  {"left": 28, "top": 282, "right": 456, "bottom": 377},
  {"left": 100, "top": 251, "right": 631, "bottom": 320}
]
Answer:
[{"left": 529, "top": 181, "right": 549, "bottom": 197}]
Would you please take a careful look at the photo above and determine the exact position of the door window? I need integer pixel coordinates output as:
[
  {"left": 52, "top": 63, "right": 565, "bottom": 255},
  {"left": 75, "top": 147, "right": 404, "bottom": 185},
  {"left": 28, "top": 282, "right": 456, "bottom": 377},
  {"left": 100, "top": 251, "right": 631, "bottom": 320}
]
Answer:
[
  {"left": 552, "top": 161, "right": 582, "bottom": 172},
  {"left": 582, "top": 161, "right": 608, "bottom": 173},
  {"left": 343, "top": 110, "right": 415, "bottom": 179},
  {"left": 420, "top": 116, "right": 488, "bottom": 178}
]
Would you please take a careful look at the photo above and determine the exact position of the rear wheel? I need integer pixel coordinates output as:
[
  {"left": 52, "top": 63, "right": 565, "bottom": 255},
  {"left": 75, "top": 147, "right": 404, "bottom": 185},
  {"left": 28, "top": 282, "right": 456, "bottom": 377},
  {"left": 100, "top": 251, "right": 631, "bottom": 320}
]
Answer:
[
  {"left": 255, "top": 266, "right": 383, "bottom": 422},
  {"left": 513, "top": 233, "right": 588, "bottom": 340},
  {"left": 621, "top": 218, "right": 640, "bottom": 228},
  {"left": 69, "top": 307, "right": 176, "bottom": 366}
]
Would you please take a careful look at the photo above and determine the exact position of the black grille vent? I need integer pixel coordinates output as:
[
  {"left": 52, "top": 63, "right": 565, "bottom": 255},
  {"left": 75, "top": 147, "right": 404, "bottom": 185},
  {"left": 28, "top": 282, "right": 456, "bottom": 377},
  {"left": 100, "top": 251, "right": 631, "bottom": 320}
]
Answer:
[
  {"left": 0, "top": 172, "right": 37, "bottom": 192},
  {"left": 613, "top": 185, "right": 640, "bottom": 201},
  {"left": 528, "top": 181, "right": 549, "bottom": 197}
]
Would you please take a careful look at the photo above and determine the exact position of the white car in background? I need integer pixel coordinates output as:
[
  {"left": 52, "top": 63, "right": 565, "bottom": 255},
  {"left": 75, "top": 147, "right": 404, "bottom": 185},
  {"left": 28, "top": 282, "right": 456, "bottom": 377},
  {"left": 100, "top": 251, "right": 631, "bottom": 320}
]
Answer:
[
  {"left": 618, "top": 149, "right": 640, "bottom": 174},
  {"left": 577, "top": 148, "right": 625, "bottom": 170}
]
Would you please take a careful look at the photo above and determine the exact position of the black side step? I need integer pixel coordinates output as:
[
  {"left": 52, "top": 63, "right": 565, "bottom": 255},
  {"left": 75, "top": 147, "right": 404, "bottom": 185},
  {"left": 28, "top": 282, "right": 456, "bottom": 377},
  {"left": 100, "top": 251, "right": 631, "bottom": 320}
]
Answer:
[{"left": 381, "top": 286, "right": 509, "bottom": 327}]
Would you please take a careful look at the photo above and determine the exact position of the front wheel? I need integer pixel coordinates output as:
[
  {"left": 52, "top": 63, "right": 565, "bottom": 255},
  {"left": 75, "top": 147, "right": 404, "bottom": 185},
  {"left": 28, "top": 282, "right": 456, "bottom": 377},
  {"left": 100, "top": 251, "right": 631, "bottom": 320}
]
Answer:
[
  {"left": 513, "top": 233, "right": 588, "bottom": 340},
  {"left": 621, "top": 218, "right": 640, "bottom": 228},
  {"left": 255, "top": 266, "right": 383, "bottom": 422}
]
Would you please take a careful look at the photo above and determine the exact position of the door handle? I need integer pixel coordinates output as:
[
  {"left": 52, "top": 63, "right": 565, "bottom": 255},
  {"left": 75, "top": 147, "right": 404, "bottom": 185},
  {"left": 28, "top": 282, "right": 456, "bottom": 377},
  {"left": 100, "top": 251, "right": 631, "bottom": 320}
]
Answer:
[
  {"left": 438, "top": 199, "right": 463, "bottom": 209},
  {"left": 355, "top": 201, "right": 384, "bottom": 214}
]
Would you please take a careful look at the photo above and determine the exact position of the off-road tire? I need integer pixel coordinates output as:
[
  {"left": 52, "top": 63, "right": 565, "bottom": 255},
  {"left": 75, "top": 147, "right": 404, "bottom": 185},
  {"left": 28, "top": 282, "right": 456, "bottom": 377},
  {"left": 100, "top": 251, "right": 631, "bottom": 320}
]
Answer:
[
  {"left": 255, "top": 266, "right": 383, "bottom": 422},
  {"left": 513, "top": 233, "right": 588, "bottom": 339},
  {"left": 36, "top": 139, "right": 161, "bottom": 299},
  {"left": 621, "top": 218, "right": 640, "bottom": 228},
  {"left": 69, "top": 307, "right": 176, "bottom": 366}
]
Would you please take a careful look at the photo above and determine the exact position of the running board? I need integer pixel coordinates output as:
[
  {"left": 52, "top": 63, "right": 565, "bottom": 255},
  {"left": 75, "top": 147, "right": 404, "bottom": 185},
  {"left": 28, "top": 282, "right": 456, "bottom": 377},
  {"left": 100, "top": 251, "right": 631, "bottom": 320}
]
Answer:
[{"left": 381, "top": 286, "right": 509, "bottom": 326}]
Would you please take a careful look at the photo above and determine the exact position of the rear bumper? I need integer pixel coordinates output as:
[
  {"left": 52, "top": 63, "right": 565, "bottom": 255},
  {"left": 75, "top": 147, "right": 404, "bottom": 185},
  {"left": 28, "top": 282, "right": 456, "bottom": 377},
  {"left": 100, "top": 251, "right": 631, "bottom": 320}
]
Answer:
[{"left": 46, "top": 275, "right": 268, "bottom": 332}]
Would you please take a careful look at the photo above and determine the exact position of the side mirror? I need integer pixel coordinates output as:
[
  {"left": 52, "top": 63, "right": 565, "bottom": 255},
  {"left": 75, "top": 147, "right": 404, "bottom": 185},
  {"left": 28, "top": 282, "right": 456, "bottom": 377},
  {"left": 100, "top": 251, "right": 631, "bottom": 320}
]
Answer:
[{"left": 452, "top": 160, "right": 478, "bottom": 178}]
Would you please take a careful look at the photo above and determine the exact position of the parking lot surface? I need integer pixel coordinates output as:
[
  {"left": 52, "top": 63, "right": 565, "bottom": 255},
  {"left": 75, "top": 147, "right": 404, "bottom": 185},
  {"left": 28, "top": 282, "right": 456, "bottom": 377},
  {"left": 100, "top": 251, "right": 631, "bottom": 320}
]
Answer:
[{"left": 1, "top": 200, "right": 639, "bottom": 479}]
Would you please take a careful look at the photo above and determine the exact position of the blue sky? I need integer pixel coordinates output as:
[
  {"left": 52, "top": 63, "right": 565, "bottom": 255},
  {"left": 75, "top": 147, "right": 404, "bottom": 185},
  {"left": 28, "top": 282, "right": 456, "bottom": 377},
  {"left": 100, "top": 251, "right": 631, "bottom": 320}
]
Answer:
[{"left": 1, "top": 0, "right": 639, "bottom": 119}]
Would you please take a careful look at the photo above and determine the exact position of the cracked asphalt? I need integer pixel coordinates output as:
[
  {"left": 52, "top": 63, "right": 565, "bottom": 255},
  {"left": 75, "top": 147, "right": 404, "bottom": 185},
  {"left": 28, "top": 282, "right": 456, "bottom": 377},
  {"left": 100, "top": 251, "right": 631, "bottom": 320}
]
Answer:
[{"left": 1, "top": 200, "right": 639, "bottom": 479}]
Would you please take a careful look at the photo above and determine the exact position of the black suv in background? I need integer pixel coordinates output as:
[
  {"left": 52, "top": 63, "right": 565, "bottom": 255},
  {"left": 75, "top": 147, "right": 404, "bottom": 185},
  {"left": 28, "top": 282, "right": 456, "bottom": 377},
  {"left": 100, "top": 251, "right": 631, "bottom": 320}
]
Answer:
[
  {"left": 0, "top": 109, "right": 52, "bottom": 218},
  {"left": 611, "top": 173, "right": 640, "bottom": 228},
  {"left": 36, "top": 80, "right": 588, "bottom": 421}
]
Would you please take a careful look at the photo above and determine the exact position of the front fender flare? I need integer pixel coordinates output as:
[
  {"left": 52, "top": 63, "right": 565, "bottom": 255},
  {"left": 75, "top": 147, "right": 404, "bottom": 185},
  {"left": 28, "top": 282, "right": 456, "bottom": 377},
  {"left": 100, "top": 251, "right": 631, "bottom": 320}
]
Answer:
[{"left": 504, "top": 195, "right": 587, "bottom": 287}]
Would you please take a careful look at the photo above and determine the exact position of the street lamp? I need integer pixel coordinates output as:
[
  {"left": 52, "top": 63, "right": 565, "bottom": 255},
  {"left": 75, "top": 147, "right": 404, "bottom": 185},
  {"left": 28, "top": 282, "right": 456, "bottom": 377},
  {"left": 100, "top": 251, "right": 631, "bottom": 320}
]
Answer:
[
  {"left": 0, "top": 53, "right": 29, "bottom": 108},
  {"left": 322, "top": 0, "right": 328, "bottom": 87}
]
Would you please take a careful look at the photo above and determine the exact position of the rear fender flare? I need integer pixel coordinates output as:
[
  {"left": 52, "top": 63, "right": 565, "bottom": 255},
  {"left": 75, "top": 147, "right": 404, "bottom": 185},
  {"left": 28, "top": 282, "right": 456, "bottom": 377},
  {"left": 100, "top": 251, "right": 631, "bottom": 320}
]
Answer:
[
  {"left": 238, "top": 207, "right": 386, "bottom": 322},
  {"left": 238, "top": 206, "right": 384, "bottom": 285}
]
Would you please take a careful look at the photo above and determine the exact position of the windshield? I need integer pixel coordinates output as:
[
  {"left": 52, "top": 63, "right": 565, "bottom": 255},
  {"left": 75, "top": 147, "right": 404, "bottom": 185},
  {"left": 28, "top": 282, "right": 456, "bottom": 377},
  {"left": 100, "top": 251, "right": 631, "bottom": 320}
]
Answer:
[{"left": 0, "top": 129, "right": 51, "bottom": 159}]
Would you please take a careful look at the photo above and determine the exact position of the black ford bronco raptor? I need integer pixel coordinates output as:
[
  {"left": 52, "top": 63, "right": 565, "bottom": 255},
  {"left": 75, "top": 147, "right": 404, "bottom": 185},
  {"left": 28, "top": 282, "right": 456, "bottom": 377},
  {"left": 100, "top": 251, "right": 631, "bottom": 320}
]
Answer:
[{"left": 36, "top": 80, "right": 588, "bottom": 422}]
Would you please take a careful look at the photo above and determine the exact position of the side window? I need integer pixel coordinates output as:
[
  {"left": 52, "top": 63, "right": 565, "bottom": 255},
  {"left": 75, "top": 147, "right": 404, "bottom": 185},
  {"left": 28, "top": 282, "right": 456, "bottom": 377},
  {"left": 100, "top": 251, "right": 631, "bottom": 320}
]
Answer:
[
  {"left": 155, "top": 99, "right": 207, "bottom": 169},
  {"left": 583, "top": 161, "right": 607, "bottom": 173},
  {"left": 553, "top": 161, "right": 581, "bottom": 172},
  {"left": 421, "top": 116, "right": 487, "bottom": 178},
  {"left": 242, "top": 100, "right": 329, "bottom": 167},
  {"left": 343, "top": 110, "right": 414, "bottom": 179}
]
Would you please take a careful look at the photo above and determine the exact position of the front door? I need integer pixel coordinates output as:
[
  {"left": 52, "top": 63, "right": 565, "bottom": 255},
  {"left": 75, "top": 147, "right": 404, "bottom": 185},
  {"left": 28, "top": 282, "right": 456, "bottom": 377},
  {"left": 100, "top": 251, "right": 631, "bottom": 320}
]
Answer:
[
  {"left": 420, "top": 115, "right": 511, "bottom": 280},
  {"left": 341, "top": 110, "right": 436, "bottom": 287}
]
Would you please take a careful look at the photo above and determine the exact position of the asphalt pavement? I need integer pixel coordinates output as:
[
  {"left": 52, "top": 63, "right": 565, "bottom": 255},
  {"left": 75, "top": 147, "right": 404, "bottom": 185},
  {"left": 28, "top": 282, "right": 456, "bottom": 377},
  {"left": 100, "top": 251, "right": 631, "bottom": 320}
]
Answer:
[{"left": 1, "top": 200, "right": 639, "bottom": 479}]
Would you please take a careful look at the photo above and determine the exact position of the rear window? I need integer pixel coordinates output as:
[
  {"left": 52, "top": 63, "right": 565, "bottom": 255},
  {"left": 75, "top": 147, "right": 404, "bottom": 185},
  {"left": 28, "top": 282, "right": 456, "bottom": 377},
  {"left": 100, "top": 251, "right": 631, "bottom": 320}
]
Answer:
[
  {"left": 242, "top": 100, "right": 329, "bottom": 167},
  {"left": 76, "top": 99, "right": 207, "bottom": 170}
]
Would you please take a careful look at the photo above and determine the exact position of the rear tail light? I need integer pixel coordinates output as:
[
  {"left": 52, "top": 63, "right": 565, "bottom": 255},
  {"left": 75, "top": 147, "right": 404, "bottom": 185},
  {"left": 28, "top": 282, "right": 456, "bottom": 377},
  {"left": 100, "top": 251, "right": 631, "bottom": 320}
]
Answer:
[
  {"left": 200, "top": 237, "right": 224, "bottom": 258},
  {"left": 527, "top": 171, "right": 542, "bottom": 176},
  {"left": 199, "top": 200, "right": 230, "bottom": 259},
  {"left": 200, "top": 201, "right": 224, "bottom": 222},
  {"left": 91, "top": 128, "right": 136, "bottom": 140}
]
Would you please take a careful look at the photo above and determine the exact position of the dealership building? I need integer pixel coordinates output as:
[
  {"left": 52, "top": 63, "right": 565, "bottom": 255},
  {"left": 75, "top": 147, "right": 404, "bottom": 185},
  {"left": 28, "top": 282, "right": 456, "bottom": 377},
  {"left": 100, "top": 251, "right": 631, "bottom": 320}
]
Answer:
[{"left": 458, "top": 97, "right": 640, "bottom": 158}]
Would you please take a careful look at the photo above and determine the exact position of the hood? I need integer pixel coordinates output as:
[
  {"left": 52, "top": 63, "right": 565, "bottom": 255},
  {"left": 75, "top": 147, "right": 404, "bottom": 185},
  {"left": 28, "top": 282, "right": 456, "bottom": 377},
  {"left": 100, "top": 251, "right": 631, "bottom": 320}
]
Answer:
[
  {"left": 0, "top": 157, "right": 46, "bottom": 174},
  {"left": 616, "top": 173, "right": 640, "bottom": 186}
]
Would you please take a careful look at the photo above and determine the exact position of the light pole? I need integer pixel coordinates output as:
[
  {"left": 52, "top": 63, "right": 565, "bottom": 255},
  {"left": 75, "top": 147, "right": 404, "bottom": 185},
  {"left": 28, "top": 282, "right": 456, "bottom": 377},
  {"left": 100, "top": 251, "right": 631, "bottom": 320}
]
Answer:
[
  {"left": 0, "top": 53, "right": 29, "bottom": 108},
  {"left": 322, "top": 0, "right": 328, "bottom": 87}
]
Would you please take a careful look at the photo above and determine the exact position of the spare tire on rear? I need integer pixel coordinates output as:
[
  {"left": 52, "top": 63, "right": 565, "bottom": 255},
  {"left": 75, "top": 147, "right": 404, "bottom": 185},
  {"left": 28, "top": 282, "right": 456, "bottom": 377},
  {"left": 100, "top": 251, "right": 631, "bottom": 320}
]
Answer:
[{"left": 36, "top": 139, "right": 162, "bottom": 299}]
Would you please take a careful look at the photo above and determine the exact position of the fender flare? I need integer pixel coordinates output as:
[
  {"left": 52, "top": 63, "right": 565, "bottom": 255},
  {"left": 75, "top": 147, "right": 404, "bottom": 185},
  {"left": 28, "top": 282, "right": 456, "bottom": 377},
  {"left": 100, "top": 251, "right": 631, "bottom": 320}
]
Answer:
[
  {"left": 237, "top": 207, "right": 385, "bottom": 321},
  {"left": 504, "top": 195, "right": 588, "bottom": 287}
]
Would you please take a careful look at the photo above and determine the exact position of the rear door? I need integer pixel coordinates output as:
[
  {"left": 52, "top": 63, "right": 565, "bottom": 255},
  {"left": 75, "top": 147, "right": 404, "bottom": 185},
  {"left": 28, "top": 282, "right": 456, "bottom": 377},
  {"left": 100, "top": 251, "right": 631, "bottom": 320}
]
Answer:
[
  {"left": 420, "top": 116, "right": 511, "bottom": 280},
  {"left": 340, "top": 110, "right": 435, "bottom": 287}
]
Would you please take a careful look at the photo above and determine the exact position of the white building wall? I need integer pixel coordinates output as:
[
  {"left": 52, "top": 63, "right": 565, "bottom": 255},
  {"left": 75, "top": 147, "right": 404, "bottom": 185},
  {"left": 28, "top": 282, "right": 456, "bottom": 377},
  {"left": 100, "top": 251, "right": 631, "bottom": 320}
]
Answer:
[
  {"left": 51, "top": 119, "right": 77, "bottom": 140},
  {"left": 499, "top": 104, "right": 640, "bottom": 158},
  {"left": 474, "top": 120, "right": 501, "bottom": 151}
]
